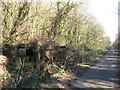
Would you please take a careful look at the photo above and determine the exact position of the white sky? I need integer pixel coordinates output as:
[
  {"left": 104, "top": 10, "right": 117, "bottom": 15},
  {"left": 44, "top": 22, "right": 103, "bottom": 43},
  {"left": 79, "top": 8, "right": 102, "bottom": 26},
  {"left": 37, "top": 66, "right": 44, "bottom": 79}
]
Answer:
[{"left": 87, "top": 0, "right": 119, "bottom": 42}]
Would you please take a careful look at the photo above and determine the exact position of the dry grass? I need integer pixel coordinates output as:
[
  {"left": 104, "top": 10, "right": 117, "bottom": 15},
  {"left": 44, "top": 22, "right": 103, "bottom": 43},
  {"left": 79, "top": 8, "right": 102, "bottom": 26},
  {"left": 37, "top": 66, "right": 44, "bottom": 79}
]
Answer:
[
  {"left": 0, "top": 55, "right": 8, "bottom": 65},
  {"left": 0, "top": 55, "right": 9, "bottom": 84}
]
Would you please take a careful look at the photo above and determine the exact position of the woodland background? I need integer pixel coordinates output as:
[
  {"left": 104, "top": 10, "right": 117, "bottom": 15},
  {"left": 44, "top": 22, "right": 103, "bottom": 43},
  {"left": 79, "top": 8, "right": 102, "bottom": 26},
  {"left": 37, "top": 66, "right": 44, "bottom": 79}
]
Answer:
[{"left": 0, "top": 1, "right": 117, "bottom": 88}]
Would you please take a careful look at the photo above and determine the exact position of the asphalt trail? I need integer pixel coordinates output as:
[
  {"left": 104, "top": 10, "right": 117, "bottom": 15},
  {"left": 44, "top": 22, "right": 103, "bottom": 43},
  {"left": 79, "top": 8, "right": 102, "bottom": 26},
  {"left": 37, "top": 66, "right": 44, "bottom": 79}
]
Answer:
[{"left": 72, "top": 47, "right": 119, "bottom": 88}]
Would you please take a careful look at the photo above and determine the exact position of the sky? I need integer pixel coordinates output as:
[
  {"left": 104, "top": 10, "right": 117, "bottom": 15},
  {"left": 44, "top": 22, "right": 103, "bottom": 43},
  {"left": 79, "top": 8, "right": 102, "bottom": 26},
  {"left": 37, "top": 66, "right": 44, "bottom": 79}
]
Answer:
[{"left": 87, "top": 0, "right": 119, "bottom": 43}]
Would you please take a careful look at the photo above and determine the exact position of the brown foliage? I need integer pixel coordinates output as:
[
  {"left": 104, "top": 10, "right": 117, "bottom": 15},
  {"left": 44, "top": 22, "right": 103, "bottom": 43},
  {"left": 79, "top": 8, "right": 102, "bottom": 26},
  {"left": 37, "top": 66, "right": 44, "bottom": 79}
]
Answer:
[
  {"left": 0, "top": 55, "right": 8, "bottom": 65},
  {"left": 0, "top": 55, "right": 8, "bottom": 77}
]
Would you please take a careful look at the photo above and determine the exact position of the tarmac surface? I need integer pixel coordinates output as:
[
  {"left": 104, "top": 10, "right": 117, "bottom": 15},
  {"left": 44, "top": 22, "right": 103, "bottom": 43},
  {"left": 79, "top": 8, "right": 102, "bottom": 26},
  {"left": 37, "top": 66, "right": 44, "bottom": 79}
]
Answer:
[{"left": 71, "top": 47, "right": 119, "bottom": 88}]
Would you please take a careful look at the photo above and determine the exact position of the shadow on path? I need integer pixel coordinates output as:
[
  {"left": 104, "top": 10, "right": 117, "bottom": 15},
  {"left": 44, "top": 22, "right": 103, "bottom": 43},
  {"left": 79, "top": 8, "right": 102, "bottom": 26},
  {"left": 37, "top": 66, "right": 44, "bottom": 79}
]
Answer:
[{"left": 70, "top": 47, "right": 119, "bottom": 88}]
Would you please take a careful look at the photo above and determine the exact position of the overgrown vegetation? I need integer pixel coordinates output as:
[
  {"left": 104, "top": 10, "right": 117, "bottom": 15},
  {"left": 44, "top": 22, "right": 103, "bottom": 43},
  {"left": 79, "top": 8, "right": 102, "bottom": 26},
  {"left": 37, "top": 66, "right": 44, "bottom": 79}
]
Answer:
[{"left": 0, "top": 1, "right": 111, "bottom": 88}]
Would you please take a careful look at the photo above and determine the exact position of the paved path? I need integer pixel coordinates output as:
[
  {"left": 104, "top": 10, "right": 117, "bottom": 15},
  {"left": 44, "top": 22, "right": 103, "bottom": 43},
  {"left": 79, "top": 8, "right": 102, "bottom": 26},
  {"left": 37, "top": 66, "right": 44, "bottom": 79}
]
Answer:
[{"left": 72, "top": 47, "right": 119, "bottom": 88}]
